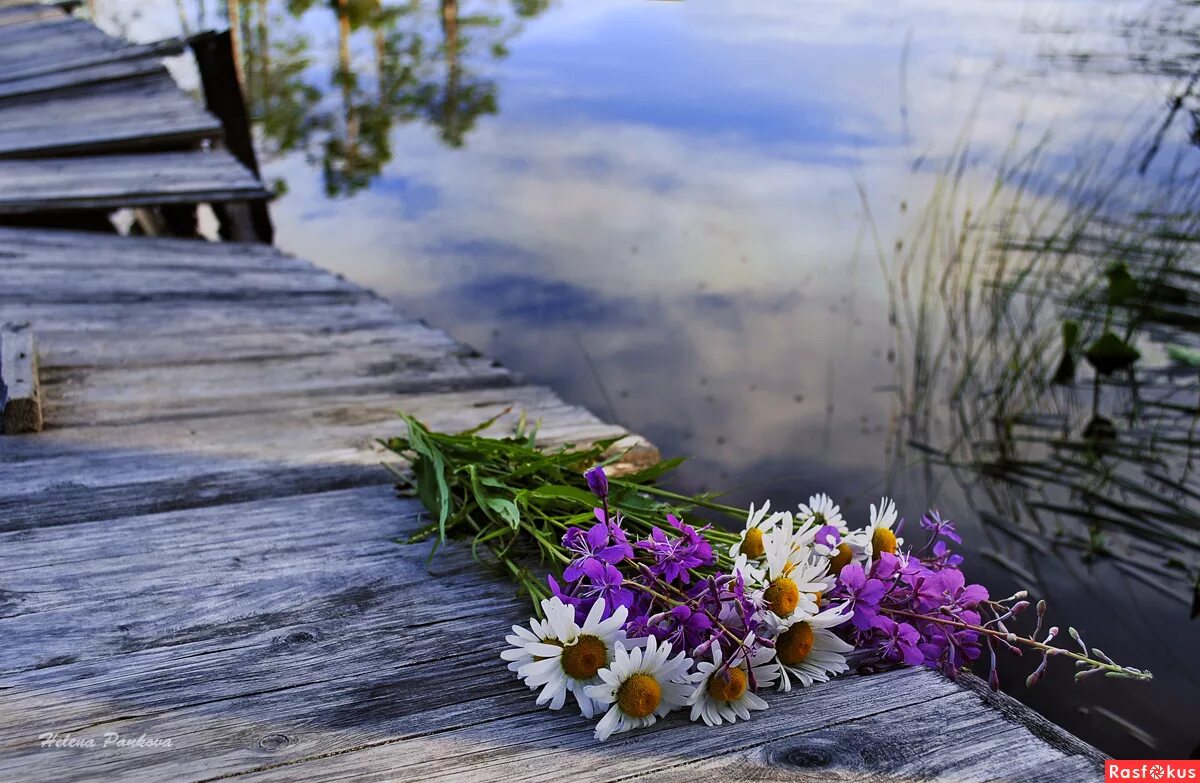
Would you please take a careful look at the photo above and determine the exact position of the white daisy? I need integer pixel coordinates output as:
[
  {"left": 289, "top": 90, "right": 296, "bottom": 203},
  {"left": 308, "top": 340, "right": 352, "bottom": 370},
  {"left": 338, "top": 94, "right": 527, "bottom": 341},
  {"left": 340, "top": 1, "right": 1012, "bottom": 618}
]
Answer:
[
  {"left": 731, "top": 552, "right": 766, "bottom": 587},
  {"left": 863, "top": 496, "right": 903, "bottom": 560},
  {"left": 585, "top": 636, "right": 693, "bottom": 741},
  {"left": 797, "top": 493, "right": 845, "bottom": 533},
  {"left": 686, "top": 642, "right": 778, "bottom": 726},
  {"left": 758, "top": 530, "right": 831, "bottom": 622},
  {"left": 727, "top": 501, "right": 788, "bottom": 561},
  {"left": 511, "top": 597, "right": 628, "bottom": 718},
  {"left": 500, "top": 615, "right": 556, "bottom": 677},
  {"left": 773, "top": 602, "right": 855, "bottom": 691}
]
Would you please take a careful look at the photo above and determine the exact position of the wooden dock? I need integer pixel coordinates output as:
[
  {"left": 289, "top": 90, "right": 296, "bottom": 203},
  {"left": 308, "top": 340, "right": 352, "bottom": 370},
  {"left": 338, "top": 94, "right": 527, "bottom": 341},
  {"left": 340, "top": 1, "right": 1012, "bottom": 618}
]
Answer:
[{"left": 0, "top": 4, "right": 1109, "bottom": 781}]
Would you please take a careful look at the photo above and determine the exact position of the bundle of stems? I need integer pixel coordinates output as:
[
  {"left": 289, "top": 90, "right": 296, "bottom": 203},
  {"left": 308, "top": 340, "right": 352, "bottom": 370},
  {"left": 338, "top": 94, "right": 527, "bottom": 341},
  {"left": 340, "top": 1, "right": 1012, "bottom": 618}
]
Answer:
[{"left": 380, "top": 412, "right": 742, "bottom": 612}]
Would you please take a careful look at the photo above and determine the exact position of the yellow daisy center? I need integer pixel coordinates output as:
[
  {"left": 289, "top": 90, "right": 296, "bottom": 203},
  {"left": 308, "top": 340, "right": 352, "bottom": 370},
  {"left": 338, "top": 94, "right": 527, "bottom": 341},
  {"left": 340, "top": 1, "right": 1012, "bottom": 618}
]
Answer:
[
  {"left": 764, "top": 577, "right": 799, "bottom": 617},
  {"left": 560, "top": 635, "right": 607, "bottom": 680},
  {"left": 776, "top": 622, "right": 815, "bottom": 666},
  {"left": 739, "top": 528, "right": 765, "bottom": 559},
  {"left": 617, "top": 673, "right": 661, "bottom": 718},
  {"left": 830, "top": 543, "right": 853, "bottom": 574},
  {"left": 706, "top": 666, "right": 747, "bottom": 703},
  {"left": 871, "top": 527, "right": 897, "bottom": 558}
]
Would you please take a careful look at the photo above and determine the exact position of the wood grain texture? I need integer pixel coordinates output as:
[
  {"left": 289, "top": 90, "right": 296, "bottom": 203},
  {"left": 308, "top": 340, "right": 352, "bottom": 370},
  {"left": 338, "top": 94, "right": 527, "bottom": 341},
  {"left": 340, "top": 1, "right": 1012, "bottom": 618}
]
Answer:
[
  {"left": 0, "top": 321, "right": 43, "bottom": 433},
  {"left": 0, "top": 74, "right": 221, "bottom": 157},
  {"left": 0, "top": 58, "right": 167, "bottom": 104},
  {"left": 0, "top": 3, "right": 62, "bottom": 26},
  {"left": 0, "top": 151, "right": 270, "bottom": 213}
]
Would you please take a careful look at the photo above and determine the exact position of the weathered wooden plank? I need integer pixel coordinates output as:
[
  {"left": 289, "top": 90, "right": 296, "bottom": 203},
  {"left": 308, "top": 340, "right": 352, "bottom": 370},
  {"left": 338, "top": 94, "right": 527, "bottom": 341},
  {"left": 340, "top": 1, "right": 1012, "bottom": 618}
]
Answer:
[
  {"left": 0, "top": 76, "right": 222, "bottom": 157},
  {"left": 0, "top": 151, "right": 271, "bottom": 213},
  {"left": 0, "top": 226, "right": 299, "bottom": 268},
  {"left": 0, "top": 3, "right": 62, "bottom": 26},
  {"left": 0, "top": 490, "right": 975, "bottom": 783},
  {"left": 0, "top": 321, "right": 42, "bottom": 433},
  {"left": 0, "top": 297, "right": 407, "bottom": 342},
  {"left": 0, "top": 264, "right": 353, "bottom": 303},
  {"left": 0, "top": 60, "right": 168, "bottom": 104},
  {"left": 0, "top": 386, "right": 636, "bottom": 530},
  {"left": 0, "top": 37, "right": 185, "bottom": 82}
]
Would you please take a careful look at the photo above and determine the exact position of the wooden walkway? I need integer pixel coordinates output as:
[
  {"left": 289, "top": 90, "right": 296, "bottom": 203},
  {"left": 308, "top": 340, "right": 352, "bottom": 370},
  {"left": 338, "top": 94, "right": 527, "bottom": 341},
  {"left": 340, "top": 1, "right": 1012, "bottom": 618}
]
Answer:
[
  {"left": 0, "top": 4, "right": 269, "bottom": 233},
  {"left": 0, "top": 5, "right": 1108, "bottom": 782},
  {"left": 0, "top": 228, "right": 1107, "bottom": 783}
]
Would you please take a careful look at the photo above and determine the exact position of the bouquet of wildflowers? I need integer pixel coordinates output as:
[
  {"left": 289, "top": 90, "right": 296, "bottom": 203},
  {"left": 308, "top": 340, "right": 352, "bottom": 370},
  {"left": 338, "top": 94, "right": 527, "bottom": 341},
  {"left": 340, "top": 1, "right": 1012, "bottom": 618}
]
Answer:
[{"left": 384, "top": 417, "right": 1151, "bottom": 742}]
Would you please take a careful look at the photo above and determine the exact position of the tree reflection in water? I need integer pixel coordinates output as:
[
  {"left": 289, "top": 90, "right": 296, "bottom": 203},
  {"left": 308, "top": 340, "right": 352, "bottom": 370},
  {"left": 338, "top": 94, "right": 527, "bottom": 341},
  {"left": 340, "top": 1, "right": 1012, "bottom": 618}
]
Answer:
[{"left": 226, "top": 0, "right": 549, "bottom": 196}]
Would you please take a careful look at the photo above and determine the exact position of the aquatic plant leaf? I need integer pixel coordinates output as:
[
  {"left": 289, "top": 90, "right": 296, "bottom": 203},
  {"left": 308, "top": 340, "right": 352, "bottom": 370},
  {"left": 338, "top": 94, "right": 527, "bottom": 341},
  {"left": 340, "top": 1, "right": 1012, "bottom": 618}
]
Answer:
[
  {"left": 1105, "top": 262, "right": 1140, "bottom": 307},
  {"left": 1084, "top": 332, "right": 1140, "bottom": 375},
  {"left": 1062, "top": 319, "right": 1080, "bottom": 351},
  {"left": 1166, "top": 344, "right": 1200, "bottom": 368},
  {"left": 1052, "top": 353, "right": 1076, "bottom": 385}
]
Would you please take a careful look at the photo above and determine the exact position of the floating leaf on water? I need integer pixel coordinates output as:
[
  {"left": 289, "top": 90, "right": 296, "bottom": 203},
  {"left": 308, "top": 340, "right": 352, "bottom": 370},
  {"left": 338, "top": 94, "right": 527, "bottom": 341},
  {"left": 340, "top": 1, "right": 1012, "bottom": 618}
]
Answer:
[
  {"left": 1165, "top": 344, "right": 1200, "bottom": 368},
  {"left": 1084, "top": 332, "right": 1140, "bottom": 375}
]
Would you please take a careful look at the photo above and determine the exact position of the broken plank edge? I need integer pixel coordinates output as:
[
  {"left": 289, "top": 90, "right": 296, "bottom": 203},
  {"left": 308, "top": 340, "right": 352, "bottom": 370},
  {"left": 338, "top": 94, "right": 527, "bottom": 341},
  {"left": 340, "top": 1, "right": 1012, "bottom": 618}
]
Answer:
[{"left": 1, "top": 321, "right": 43, "bottom": 434}]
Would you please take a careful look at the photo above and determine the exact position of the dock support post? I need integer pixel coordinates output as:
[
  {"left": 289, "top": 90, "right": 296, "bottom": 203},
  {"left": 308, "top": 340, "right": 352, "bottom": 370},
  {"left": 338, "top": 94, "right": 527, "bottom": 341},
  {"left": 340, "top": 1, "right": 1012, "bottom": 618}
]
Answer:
[{"left": 189, "top": 30, "right": 274, "bottom": 244}]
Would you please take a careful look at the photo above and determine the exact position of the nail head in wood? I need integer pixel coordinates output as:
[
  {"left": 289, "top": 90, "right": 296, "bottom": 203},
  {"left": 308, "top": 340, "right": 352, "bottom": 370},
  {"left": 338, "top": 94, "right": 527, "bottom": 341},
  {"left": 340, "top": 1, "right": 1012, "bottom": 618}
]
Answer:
[{"left": 1, "top": 321, "right": 43, "bottom": 434}]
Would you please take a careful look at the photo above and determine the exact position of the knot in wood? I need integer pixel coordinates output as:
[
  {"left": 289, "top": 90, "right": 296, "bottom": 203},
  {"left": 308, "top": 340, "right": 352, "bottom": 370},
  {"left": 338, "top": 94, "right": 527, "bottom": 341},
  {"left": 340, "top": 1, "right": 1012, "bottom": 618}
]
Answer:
[
  {"left": 258, "top": 733, "right": 294, "bottom": 752},
  {"left": 282, "top": 628, "right": 321, "bottom": 646}
]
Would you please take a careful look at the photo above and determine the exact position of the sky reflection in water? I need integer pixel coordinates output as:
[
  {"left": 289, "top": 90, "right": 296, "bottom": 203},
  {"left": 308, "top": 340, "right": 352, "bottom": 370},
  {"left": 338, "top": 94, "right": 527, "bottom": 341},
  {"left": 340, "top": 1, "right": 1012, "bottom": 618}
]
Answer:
[{"left": 98, "top": 0, "right": 1200, "bottom": 758}]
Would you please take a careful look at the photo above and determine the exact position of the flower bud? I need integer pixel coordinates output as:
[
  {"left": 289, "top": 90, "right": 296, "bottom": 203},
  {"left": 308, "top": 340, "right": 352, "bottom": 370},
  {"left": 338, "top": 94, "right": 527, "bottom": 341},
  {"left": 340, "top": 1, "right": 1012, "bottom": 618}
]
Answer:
[{"left": 584, "top": 466, "right": 609, "bottom": 499}]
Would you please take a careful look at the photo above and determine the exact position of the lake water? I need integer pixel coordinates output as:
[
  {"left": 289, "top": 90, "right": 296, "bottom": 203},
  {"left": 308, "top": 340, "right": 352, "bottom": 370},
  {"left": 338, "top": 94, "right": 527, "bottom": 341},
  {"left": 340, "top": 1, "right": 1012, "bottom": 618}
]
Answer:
[{"left": 97, "top": 0, "right": 1200, "bottom": 758}]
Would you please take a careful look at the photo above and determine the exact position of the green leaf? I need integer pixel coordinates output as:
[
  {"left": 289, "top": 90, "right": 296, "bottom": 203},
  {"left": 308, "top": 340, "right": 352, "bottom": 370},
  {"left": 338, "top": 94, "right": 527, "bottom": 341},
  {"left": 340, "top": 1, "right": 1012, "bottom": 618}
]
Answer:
[
  {"left": 456, "top": 406, "right": 513, "bottom": 436},
  {"left": 1166, "top": 344, "right": 1200, "bottom": 368},
  {"left": 1084, "top": 332, "right": 1140, "bottom": 375},
  {"left": 529, "top": 484, "right": 599, "bottom": 507},
  {"left": 1061, "top": 319, "right": 1080, "bottom": 351},
  {"left": 1105, "top": 261, "right": 1140, "bottom": 306},
  {"left": 484, "top": 497, "right": 521, "bottom": 529},
  {"left": 400, "top": 414, "right": 452, "bottom": 539}
]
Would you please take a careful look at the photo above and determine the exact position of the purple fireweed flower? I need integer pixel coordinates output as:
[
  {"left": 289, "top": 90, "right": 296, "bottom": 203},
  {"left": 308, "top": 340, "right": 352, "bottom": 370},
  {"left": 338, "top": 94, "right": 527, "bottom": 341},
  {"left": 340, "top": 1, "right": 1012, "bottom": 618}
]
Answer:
[
  {"left": 546, "top": 574, "right": 587, "bottom": 622},
  {"left": 579, "top": 560, "right": 633, "bottom": 617},
  {"left": 871, "top": 616, "right": 925, "bottom": 665},
  {"left": 594, "top": 508, "right": 635, "bottom": 559},
  {"left": 646, "top": 605, "right": 713, "bottom": 653},
  {"left": 584, "top": 465, "right": 609, "bottom": 499},
  {"left": 636, "top": 514, "right": 714, "bottom": 584},
  {"left": 562, "top": 521, "right": 631, "bottom": 583},
  {"left": 917, "top": 614, "right": 984, "bottom": 676},
  {"left": 919, "top": 509, "right": 961, "bottom": 544},
  {"left": 872, "top": 551, "right": 902, "bottom": 581},
  {"left": 838, "top": 563, "right": 887, "bottom": 631},
  {"left": 929, "top": 540, "right": 964, "bottom": 570},
  {"left": 937, "top": 568, "right": 989, "bottom": 611}
]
